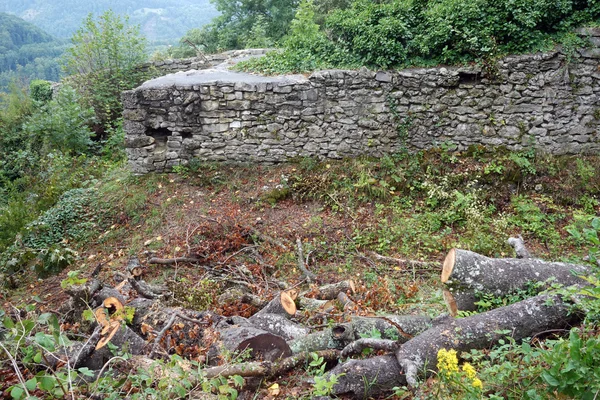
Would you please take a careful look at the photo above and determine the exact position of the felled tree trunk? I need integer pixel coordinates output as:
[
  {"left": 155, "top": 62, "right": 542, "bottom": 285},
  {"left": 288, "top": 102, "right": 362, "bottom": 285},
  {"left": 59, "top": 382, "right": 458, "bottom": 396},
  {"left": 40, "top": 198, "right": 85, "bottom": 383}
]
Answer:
[
  {"left": 442, "top": 248, "right": 588, "bottom": 313},
  {"left": 255, "top": 292, "right": 296, "bottom": 317},
  {"left": 288, "top": 322, "right": 355, "bottom": 354},
  {"left": 209, "top": 326, "right": 292, "bottom": 363},
  {"left": 348, "top": 315, "right": 432, "bottom": 342},
  {"left": 395, "top": 294, "right": 581, "bottom": 388},
  {"left": 248, "top": 313, "right": 309, "bottom": 340},
  {"left": 328, "top": 355, "right": 405, "bottom": 398}
]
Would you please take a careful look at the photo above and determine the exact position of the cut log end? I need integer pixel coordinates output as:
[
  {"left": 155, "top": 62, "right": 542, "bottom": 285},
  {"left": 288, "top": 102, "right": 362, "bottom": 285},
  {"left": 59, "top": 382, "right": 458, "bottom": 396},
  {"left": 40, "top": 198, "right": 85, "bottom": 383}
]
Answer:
[
  {"left": 280, "top": 292, "right": 297, "bottom": 315},
  {"left": 441, "top": 248, "right": 456, "bottom": 283}
]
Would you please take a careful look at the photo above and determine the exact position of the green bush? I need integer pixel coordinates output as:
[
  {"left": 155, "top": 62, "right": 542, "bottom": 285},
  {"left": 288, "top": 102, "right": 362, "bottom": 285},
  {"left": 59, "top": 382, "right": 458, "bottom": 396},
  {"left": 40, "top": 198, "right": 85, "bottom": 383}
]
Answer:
[
  {"left": 29, "top": 79, "right": 53, "bottom": 103},
  {"left": 240, "top": 0, "right": 600, "bottom": 72},
  {"left": 23, "top": 86, "right": 95, "bottom": 155}
]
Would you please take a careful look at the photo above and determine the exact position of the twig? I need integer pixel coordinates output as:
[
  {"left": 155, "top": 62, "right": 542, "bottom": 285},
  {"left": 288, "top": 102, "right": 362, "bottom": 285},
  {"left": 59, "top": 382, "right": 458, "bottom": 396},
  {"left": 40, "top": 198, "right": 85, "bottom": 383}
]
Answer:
[
  {"left": 296, "top": 237, "right": 316, "bottom": 283},
  {"left": 248, "top": 226, "right": 289, "bottom": 251},
  {"left": 147, "top": 257, "right": 203, "bottom": 265},
  {"left": 149, "top": 314, "right": 177, "bottom": 358},
  {"left": 363, "top": 251, "right": 435, "bottom": 267},
  {"left": 0, "top": 342, "right": 31, "bottom": 398},
  {"left": 149, "top": 312, "right": 210, "bottom": 358},
  {"left": 219, "top": 245, "right": 259, "bottom": 265}
]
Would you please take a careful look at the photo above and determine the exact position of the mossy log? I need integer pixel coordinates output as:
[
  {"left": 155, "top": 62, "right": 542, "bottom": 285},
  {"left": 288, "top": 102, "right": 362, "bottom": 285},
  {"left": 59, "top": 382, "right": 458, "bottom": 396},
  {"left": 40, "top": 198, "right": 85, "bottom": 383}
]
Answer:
[
  {"left": 442, "top": 248, "right": 588, "bottom": 313},
  {"left": 395, "top": 294, "right": 581, "bottom": 388}
]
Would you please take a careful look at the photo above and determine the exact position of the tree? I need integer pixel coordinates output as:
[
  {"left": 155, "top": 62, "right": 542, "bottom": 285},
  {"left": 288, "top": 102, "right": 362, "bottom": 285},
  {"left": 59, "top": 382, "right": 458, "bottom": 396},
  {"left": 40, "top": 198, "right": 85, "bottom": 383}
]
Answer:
[{"left": 62, "top": 10, "right": 148, "bottom": 133}]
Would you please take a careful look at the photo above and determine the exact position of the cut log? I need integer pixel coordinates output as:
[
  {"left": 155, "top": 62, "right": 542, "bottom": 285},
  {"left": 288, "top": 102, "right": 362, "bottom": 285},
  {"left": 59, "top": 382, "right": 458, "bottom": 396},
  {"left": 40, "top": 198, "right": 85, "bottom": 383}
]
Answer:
[
  {"left": 127, "top": 256, "right": 145, "bottom": 279},
  {"left": 96, "top": 323, "right": 147, "bottom": 355},
  {"left": 211, "top": 326, "right": 292, "bottom": 363},
  {"left": 129, "top": 278, "right": 170, "bottom": 299},
  {"left": 340, "top": 338, "right": 400, "bottom": 358},
  {"left": 307, "top": 280, "right": 356, "bottom": 300},
  {"left": 92, "top": 287, "right": 127, "bottom": 308},
  {"left": 328, "top": 355, "right": 405, "bottom": 399},
  {"left": 296, "top": 296, "right": 334, "bottom": 312},
  {"left": 217, "top": 288, "right": 266, "bottom": 308},
  {"left": 441, "top": 248, "right": 589, "bottom": 313},
  {"left": 395, "top": 294, "right": 581, "bottom": 388},
  {"left": 288, "top": 323, "right": 355, "bottom": 354},
  {"left": 255, "top": 292, "right": 296, "bottom": 317},
  {"left": 248, "top": 313, "right": 310, "bottom": 340}
]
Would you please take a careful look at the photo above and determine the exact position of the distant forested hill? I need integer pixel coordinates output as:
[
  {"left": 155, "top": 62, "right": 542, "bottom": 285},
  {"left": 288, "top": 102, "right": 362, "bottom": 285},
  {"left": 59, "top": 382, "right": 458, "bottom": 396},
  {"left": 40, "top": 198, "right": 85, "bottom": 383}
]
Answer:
[
  {"left": 0, "top": 13, "right": 65, "bottom": 90},
  {"left": 1, "top": 0, "right": 219, "bottom": 41}
]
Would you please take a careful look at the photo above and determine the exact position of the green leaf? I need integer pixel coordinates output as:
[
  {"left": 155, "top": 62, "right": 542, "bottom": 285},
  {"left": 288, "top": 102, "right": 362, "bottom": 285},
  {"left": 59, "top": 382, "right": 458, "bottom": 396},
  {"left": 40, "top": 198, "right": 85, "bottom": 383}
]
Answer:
[
  {"left": 3, "top": 316, "right": 15, "bottom": 330},
  {"left": 33, "top": 351, "right": 42, "bottom": 364},
  {"left": 25, "top": 378, "right": 37, "bottom": 392},
  {"left": 232, "top": 375, "right": 244, "bottom": 388},
  {"left": 10, "top": 386, "right": 24, "bottom": 400},
  {"left": 541, "top": 371, "right": 560, "bottom": 386},
  {"left": 38, "top": 375, "right": 56, "bottom": 391},
  {"left": 78, "top": 367, "right": 95, "bottom": 377}
]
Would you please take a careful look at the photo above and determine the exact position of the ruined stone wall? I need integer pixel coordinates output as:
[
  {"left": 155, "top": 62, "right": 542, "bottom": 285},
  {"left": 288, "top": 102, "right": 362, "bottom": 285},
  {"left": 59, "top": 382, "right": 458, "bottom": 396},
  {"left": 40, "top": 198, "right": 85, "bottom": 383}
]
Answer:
[{"left": 124, "top": 29, "right": 600, "bottom": 173}]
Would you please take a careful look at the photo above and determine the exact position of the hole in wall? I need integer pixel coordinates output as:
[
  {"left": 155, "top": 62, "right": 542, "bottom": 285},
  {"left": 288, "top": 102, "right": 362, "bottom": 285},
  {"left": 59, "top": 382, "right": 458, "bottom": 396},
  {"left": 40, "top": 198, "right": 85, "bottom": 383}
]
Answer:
[
  {"left": 182, "top": 132, "right": 193, "bottom": 140},
  {"left": 147, "top": 127, "right": 171, "bottom": 152},
  {"left": 458, "top": 71, "right": 479, "bottom": 85}
]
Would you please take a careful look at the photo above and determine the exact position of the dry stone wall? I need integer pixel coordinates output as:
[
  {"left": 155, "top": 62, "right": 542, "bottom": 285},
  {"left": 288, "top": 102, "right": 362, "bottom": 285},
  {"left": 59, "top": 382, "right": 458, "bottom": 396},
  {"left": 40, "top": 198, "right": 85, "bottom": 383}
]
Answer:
[{"left": 124, "top": 29, "right": 600, "bottom": 173}]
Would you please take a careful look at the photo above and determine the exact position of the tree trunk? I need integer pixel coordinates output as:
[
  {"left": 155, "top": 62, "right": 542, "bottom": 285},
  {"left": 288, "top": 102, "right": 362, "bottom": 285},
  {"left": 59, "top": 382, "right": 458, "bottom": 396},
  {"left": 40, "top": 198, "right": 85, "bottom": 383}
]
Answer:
[
  {"left": 395, "top": 294, "right": 581, "bottom": 388},
  {"left": 442, "top": 248, "right": 588, "bottom": 313},
  {"left": 328, "top": 355, "right": 405, "bottom": 398},
  {"left": 248, "top": 313, "right": 310, "bottom": 340},
  {"left": 210, "top": 326, "right": 292, "bottom": 363}
]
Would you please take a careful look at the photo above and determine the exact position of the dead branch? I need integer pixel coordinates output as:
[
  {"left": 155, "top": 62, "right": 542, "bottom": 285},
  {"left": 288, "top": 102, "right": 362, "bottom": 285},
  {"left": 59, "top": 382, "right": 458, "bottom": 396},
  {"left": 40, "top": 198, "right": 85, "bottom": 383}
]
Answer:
[
  {"left": 507, "top": 235, "right": 532, "bottom": 259},
  {"left": 147, "top": 257, "right": 204, "bottom": 265},
  {"left": 296, "top": 237, "right": 317, "bottom": 283}
]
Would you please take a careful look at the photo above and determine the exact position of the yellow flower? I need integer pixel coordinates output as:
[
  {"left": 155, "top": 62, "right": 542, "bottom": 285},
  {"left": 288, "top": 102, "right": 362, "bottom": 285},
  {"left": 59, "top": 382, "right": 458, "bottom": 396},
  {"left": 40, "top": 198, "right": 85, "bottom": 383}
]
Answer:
[
  {"left": 472, "top": 378, "right": 483, "bottom": 390},
  {"left": 462, "top": 363, "right": 477, "bottom": 380},
  {"left": 437, "top": 348, "right": 459, "bottom": 376}
]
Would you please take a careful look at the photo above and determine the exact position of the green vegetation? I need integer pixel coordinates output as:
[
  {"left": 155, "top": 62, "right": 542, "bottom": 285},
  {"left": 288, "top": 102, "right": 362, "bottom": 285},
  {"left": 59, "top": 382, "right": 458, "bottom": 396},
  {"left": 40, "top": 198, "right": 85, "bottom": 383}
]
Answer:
[
  {"left": 62, "top": 10, "right": 151, "bottom": 133},
  {"left": 0, "top": 13, "right": 66, "bottom": 91},
  {"left": 1, "top": 0, "right": 218, "bottom": 41},
  {"left": 1, "top": 2, "right": 600, "bottom": 399},
  {"left": 237, "top": 0, "right": 600, "bottom": 73}
]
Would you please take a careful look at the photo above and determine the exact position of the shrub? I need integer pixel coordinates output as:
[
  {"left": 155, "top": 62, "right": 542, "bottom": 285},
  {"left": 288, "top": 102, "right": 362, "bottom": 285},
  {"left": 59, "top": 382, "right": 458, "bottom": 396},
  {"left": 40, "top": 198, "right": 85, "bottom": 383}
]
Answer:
[{"left": 29, "top": 79, "right": 53, "bottom": 103}]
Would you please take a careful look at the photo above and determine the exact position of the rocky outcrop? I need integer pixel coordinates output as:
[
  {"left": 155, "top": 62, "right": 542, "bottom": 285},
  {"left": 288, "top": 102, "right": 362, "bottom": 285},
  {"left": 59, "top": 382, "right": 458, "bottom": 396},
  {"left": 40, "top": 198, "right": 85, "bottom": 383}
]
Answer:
[{"left": 124, "top": 28, "right": 600, "bottom": 173}]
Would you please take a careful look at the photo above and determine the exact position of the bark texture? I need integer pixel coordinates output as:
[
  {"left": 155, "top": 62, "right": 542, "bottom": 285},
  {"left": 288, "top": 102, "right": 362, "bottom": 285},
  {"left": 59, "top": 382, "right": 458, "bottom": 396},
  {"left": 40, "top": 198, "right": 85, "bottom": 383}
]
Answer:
[
  {"left": 395, "top": 294, "right": 581, "bottom": 387},
  {"left": 442, "top": 248, "right": 588, "bottom": 312}
]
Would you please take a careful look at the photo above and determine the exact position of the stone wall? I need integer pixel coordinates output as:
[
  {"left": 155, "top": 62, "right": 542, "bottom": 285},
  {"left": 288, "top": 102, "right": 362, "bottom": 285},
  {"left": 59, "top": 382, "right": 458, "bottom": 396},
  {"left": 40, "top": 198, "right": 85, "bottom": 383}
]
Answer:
[{"left": 124, "top": 29, "right": 600, "bottom": 173}]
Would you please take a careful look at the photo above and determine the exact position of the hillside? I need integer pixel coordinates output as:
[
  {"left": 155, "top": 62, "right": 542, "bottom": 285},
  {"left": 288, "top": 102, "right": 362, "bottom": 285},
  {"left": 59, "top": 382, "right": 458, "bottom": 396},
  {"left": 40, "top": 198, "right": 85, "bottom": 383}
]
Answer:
[
  {"left": 0, "top": 13, "right": 64, "bottom": 90},
  {"left": 0, "top": 0, "right": 219, "bottom": 41}
]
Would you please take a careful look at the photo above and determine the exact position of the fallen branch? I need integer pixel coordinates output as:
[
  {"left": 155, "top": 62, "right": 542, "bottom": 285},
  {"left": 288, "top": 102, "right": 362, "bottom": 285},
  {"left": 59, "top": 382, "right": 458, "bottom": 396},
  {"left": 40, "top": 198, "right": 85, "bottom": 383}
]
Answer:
[
  {"left": 507, "top": 235, "right": 532, "bottom": 259},
  {"left": 296, "top": 237, "right": 317, "bottom": 283},
  {"left": 203, "top": 349, "right": 340, "bottom": 379},
  {"left": 247, "top": 226, "right": 289, "bottom": 251},
  {"left": 364, "top": 251, "right": 435, "bottom": 267},
  {"left": 147, "top": 257, "right": 204, "bottom": 265}
]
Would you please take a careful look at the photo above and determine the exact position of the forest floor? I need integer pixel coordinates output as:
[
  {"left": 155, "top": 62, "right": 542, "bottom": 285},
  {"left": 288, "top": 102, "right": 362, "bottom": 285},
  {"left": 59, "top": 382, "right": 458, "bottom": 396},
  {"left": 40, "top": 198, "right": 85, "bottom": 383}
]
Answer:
[{"left": 1, "top": 149, "right": 599, "bottom": 399}]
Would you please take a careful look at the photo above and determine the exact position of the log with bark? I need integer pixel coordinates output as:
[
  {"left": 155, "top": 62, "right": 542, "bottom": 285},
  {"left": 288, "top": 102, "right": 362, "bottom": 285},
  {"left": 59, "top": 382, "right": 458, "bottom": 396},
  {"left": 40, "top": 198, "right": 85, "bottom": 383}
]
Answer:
[
  {"left": 395, "top": 293, "right": 581, "bottom": 388},
  {"left": 248, "top": 313, "right": 310, "bottom": 340},
  {"left": 442, "top": 248, "right": 589, "bottom": 314},
  {"left": 209, "top": 326, "right": 292, "bottom": 363}
]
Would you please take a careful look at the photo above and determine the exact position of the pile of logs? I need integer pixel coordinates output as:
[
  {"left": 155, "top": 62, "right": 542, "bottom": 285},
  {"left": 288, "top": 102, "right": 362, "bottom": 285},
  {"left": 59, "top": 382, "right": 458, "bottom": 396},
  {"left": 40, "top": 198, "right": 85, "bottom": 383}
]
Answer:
[{"left": 55, "top": 237, "right": 590, "bottom": 399}]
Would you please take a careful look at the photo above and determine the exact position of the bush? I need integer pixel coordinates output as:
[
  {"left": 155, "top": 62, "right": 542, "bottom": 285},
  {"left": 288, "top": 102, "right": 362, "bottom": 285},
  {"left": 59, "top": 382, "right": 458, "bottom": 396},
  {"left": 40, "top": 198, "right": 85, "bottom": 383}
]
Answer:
[{"left": 29, "top": 79, "right": 53, "bottom": 103}]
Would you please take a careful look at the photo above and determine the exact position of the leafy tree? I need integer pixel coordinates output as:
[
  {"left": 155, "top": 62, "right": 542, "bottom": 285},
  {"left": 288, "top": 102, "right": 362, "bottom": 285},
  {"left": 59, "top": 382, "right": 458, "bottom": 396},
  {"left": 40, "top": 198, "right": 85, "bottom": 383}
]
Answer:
[
  {"left": 184, "top": 0, "right": 299, "bottom": 53},
  {"left": 62, "top": 10, "right": 149, "bottom": 134}
]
